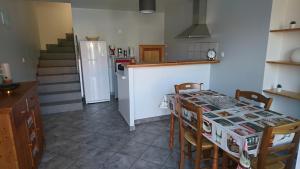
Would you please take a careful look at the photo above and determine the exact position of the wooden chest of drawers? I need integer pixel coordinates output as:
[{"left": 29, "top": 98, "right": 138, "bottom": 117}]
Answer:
[{"left": 0, "top": 81, "right": 44, "bottom": 169}]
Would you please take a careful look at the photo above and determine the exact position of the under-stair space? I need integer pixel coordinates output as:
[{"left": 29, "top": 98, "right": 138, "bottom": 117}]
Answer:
[{"left": 37, "top": 33, "right": 83, "bottom": 114}]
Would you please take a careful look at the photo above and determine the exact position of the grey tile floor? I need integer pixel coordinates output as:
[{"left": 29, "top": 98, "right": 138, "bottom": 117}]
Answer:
[{"left": 39, "top": 99, "right": 195, "bottom": 169}]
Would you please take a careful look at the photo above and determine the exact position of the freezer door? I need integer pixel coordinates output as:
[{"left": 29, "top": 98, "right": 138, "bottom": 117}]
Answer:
[{"left": 80, "top": 41, "right": 110, "bottom": 103}]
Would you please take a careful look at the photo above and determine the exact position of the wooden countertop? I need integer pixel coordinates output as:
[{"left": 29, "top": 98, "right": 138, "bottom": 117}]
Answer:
[
  {"left": 127, "top": 60, "right": 220, "bottom": 68},
  {"left": 0, "top": 81, "right": 37, "bottom": 110}
]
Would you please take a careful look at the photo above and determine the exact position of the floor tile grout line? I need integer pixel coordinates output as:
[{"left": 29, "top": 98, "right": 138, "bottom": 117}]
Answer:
[
  {"left": 128, "top": 143, "right": 154, "bottom": 169},
  {"left": 40, "top": 101, "right": 182, "bottom": 169}
]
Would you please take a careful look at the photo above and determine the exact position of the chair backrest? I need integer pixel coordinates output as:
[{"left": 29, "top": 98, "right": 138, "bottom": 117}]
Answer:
[
  {"left": 257, "top": 121, "right": 300, "bottom": 169},
  {"left": 175, "top": 83, "right": 203, "bottom": 94},
  {"left": 235, "top": 89, "right": 273, "bottom": 110},
  {"left": 175, "top": 95, "right": 204, "bottom": 149}
]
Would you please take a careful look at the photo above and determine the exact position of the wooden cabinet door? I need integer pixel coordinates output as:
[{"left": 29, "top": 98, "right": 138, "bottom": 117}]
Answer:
[
  {"left": 0, "top": 113, "right": 18, "bottom": 169},
  {"left": 15, "top": 117, "right": 33, "bottom": 169},
  {"left": 139, "top": 45, "right": 165, "bottom": 63}
]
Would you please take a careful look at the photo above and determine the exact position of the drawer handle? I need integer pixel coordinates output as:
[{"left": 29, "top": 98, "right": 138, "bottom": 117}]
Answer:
[
  {"left": 32, "top": 146, "right": 39, "bottom": 157},
  {"left": 20, "top": 110, "right": 26, "bottom": 114},
  {"left": 30, "top": 131, "right": 36, "bottom": 142},
  {"left": 27, "top": 116, "right": 33, "bottom": 128},
  {"left": 25, "top": 98, "right": 29, "bottom": 112}
]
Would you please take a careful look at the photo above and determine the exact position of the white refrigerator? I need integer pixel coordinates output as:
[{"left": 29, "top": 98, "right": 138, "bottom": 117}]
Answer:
[{"left": 79, "top": 41, "right": 110, "bottom": 103}]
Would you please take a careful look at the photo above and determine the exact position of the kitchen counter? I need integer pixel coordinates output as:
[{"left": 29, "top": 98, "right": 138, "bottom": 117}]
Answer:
[
  {"left": 118, "top": 60, "right": 217, "bottom": 130},
  {"left": 127, "top": 60, "right": 220, "bottom": 68}
]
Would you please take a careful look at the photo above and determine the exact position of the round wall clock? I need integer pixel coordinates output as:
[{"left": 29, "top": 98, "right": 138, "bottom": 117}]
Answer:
[{"left": 207, "top": 49, "right": 217, "bottom": 60}]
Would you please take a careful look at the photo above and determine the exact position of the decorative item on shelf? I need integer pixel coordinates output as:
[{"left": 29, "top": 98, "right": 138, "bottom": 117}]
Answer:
[
  {"left": 290, "top": 21, "right": 296, "bottom": 29},
  {"left": 0, "top": 63, "right": 12, "bottom": 84},
  {"left": 290, "top": 48, "right": 300, "bottom": 63},
  {"left": 207, "top": 49, "right": 217, "bottom": 61},
  {"left": 85, "top": 36, "right": 100, "bottom": 41},
  {"left": 128, "top": 47, "right": 132, "bottom": 57},
  {"left": 109, "top": 45, "right": 116, "bottom": 56},
  {"left": 159, "top": 95, "right": 169, "bottom": 109},
  {"left": 130, "top": 57, "right": 136, "bottom": 64},
  {"left": 129, "top": 47, "right": 135, "bottom": 57},
  {"left": 276, "top": 84, "right": 282, "bottom": 92},
  {"left": 123, "top": 50, "right": 128, "bottom": 58},
  {"left": 0, "top": 63, "right": 19, "bottom": 95},
  {"left": 117, "top": 48, "right": 123, "bottom": 57}
]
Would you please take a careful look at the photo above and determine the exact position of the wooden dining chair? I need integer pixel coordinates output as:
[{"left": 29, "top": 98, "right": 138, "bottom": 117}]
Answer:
[
  {"left": 222, "top": 121, "right": 300, "bottom": 169},
  {"left": 175, "top": 83, "right": 203, "bottom": 94},
  {"left": 235, "top": 89, "right": 273, "bottom": 110},
  {"left": 169, "top": 83, "right": 203, "bottom": 150},
  {"left": 176, "top": 96, "right": 218, "bottom": 169}
]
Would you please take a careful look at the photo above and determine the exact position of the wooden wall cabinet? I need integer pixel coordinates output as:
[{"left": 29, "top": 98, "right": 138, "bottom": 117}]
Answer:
[
  {"left": 139, "top": 45, "right": 165, "bottom": 63},
  {"left": 0, "top": 82, "right": 44, "bottom": 169}
]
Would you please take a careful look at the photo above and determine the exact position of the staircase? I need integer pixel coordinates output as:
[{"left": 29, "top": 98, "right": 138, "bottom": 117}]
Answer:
[{"left": 37, "top": 33, "right": 83, "bottom": 115}]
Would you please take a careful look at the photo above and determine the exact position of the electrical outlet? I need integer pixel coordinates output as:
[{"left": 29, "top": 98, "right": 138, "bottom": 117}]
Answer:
[
  {"left": 117, "top": 29, "right": 123, "bottom": 34},
  {"left": 221, "top": 52, "right": 225, "bottom": 57}
]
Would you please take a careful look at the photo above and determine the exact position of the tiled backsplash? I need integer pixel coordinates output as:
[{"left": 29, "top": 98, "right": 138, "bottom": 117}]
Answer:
[{"left": 187, "top": 42, "right": 219, "bottom": 60}]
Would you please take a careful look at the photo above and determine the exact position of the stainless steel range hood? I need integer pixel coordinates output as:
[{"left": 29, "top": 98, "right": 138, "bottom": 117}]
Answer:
[{"left": 176, "top": 0, "right": 210, "bottom": 38}]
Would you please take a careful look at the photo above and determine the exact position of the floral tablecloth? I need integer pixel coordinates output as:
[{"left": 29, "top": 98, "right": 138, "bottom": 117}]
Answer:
[{"left": 167, "top": 90, "right": 298, "bottom": 158}]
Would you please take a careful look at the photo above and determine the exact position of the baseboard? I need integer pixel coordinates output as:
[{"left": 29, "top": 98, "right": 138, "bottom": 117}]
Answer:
[
  {"left": 129, "top": 126, "right": 135, "bottom": 131},
  {"left": 135, "top": 114, "right": 170, "bottom": 125}
]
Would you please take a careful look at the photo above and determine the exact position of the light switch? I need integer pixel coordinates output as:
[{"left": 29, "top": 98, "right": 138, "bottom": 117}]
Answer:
[
  {"left": 22, "top": 57, "right": 26, "bottom": 63},
  {"left": 0, "top": 9, "right": 9, "bottom": 26},
  {"left": 0, "top": 10, "right": 4, "bottom": 25}
]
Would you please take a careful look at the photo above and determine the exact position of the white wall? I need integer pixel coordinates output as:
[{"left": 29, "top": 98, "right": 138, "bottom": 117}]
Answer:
[
  {"left": 207, "top": 0, "right": 273, "bottom": 96},
  {"left": 0, "top": 0, "right": 40, "bottom": 82},
  {"left": 72, "top": 8, "right": 165, "bottom": 60},
  {"left": 72, "top": 8, "right": 164, "bottom": 94},
  {"left": 33, "top": 2, "right": 73, "bottom": 50}
]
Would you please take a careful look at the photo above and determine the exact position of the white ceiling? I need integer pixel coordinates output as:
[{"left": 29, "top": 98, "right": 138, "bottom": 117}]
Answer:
[{"left": 37, "top": 0, "right": 167, "bottom": 12}]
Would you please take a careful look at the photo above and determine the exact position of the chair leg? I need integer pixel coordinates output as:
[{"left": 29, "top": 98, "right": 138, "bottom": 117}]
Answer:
[
  {"left": 212, "top": 144, "right": 219, "bottom": 169},
  {"left": 169, "top": 113, "right": 175, "bottom": 150},
  {"left": 178, "top": 121, "right": 181, "bottom": 146},
  {"left": 194, "top": 145, "right": 201, "bottom": 169},
  {"left": 179, "top": 139, "right": 185, "bottom": 169},
  {"left": 286, "top": 151, "right": 297, "bottom": 169},
  {"left": 187, "top": 142, "right": 192, "bottom": 160},
  {"left": 222, "top": 152, "right": 229, "bottom": 169},
  {"left": 203, "top": 150, "right": 211, "bottom": 167}
]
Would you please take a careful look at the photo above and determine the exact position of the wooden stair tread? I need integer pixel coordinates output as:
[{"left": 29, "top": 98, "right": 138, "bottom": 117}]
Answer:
[
  {"left": 40, "top": 99, "right": 82, "bottom": 106},
  {"left": 39, "top": 90, "right": 81, "bottom": 95},
  {"left": 38, "top": 81, "right": 80, "bottom": 86}
]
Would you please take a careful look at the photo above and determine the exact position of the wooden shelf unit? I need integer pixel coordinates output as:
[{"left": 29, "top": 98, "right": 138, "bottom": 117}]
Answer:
[
  {"left": 270, "top": 28, "right": 300, "bottom": 33},
  {"left": 263, "top": 89, "right": 300, "bottom": 100},
  {"left": 266, "top": 60, "right": 300, "bottom": 66}
]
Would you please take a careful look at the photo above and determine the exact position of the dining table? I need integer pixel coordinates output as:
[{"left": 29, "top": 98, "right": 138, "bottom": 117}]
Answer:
[{"left": 167, "top": 90, "right": 299, "bottom": 168}]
